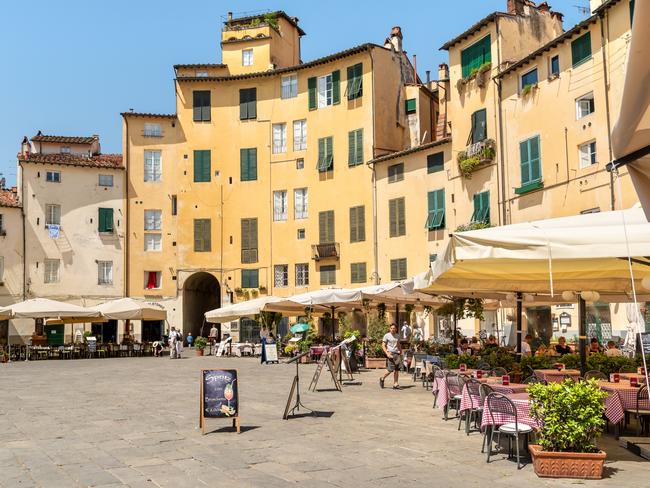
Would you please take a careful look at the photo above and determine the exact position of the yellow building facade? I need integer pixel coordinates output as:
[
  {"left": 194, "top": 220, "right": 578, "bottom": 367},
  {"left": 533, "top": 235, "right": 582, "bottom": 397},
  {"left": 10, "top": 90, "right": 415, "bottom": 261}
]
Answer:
[{"left": 124, "top": 12, "right": 425, "bottom": 339}]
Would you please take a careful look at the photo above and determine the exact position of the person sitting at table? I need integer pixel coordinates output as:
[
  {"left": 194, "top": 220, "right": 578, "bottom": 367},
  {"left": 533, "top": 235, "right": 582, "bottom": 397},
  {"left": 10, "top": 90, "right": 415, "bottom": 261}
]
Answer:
[
  {"left": 469, "top": 336, "right": 481, "bottom": 354},
  {"left": 521, "top": 334, "right": 532, "bottom": 357},
  {"left": 483, "top": 335, "right": 498, "bottom": 351},
  {"left": 589, "top": 338, "right": 603, "bottom": 354},
  {"left": 535, "top": 344, "right": 548, "bottom": 357},
  {"left": 554, "top": 336, "right": 572, "bottom": 355},
  {"left": 605, "top": 340, "right": 622, "bottom": 357},
  {"left": 457, "top": 338, "right": 471, "bottom": 355}
]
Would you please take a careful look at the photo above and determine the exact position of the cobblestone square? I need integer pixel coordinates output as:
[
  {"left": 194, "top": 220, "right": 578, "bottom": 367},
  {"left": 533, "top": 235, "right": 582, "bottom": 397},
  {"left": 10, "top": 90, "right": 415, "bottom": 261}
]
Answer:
[{"left": 1, "top": 356, "right": 647, "bottom": 487}]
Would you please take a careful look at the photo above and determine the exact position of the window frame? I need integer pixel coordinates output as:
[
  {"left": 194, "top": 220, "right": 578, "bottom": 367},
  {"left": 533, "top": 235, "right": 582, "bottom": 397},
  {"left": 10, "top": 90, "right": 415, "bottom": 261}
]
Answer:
[
  {"left": 193, "top": 150, "right": 211, "bottom": 183},
  {"left": 45, "top": 204, "right": 61, "bottom": 226},
  {"left": 388, "top": 197, "right": 406, "bottom": 238},
  {"left": 294, "top": 188, "right": 308, "bottom": 219},
  {"left": 317, "top": 73, "right": 333, "bottom": 108},
  {"left": 470, "top": 109, "right": 487, "bottom": 144},
  {"left": 579, "top": 140, "right": 597, "bottom": 168},
  {"left": 144, "top": 150, "right": 162, "bottom": 182},
  {"left": 426, "top": 189, "right": 446, "bottom": 231},
  {"left": 242, "top": 48, "right": 254, "bottom": 67},
  {"left": 98, "top": 174, "right": 113, "bottom": 187},
  {"left": 349, "top": 205, "right": 365, "bottom": 243},
  {"left": 317, "top": 136, "right": 334, "bottom": 172},
  {"left": 427, "top": 152, "right": 445, "bottom": 174},
  {"left": 143, "top": 123, "right": 162, "bottom": 137},
  {"left": 281, "top": 74, "right": 298, "bottom": 99},
  {"left": 461, "top": 34, "right": 491, "bottom": 78},
  {"left": 571, "top": 32, "right": 592, "bottom": 68},
  {"left": 98, "top": 207, "right": 114, "bottom": 233},
  {"left": 239, "top": 88, "right": 257, "bottom": 120},
  {"left": 319, "top": 265, "right": 336, "bottom": 286},
  {"left": 193, "top": 218, "right": 211, "bottom": 252},
  {"left": 293, "top": 119, "right": 307, "bottom": 151},
  {"left": 44, "top": 259, "right": 60, "bottom": 284},
  {"left": 295, "top": 263, "right": 309, "bottom": 287},
  {"left": 273, "top": 190, "right": 288, "bottom": 221},
  {"left": 350, "top": 262, "right": 367, "bottom": 284},
  {"left": 192, "top": 90, "right": 211, "bottom": 122},
  {"left": 97, "top": 260, "right": 113, "bottom": 285},
  {"left": 576, "top": 92, "right": 595, "bottom": 120},
  {"left": 144, "top": 209, "right": 162, "bottom": 231},
  {"left": 274, "top": 264, "right": 289, "bottom": 288},
  {"left": 144, "top": 233, "right": 162, "bottom": 252},
  {"left": 46, "top": 171, "right": 61, "bottom": 183},
  {"left": 471, "top": 190, "right": 490, "bottom": 224},
  {"left": 241, "top": 269, "right": 259, "bottom": 289},
  {"left": 405, "top": 98, "right": 416, "bottom": 114},
  {"left": 520, "top": 67, "right": 538, "bottom": 91},
  {"left": 272, "top": 123, "right": 287, "bottom": 154},
  {"left": 241, "top": 218, "right": 258, "bottom": 263},
  {"left": 550, "top": 55, "right": 560, "bottom": 77},
  {"left": 390, "top": 258, "right": 407, "bottom": 281},
  {"left": 345, "top": 63, "right": 363, "bottom": 100},
  {"left": 319, "top": 210, "right": 335, "bottom": 244},
  {"left": 144, "top": 271, "right": 162, "bottom": 290},
  {"left": 388, "top": 163, "right": 404, "bottom": 183},
  {"left": 240, "top": 147, "right": 258, "bottom": 181},
  {"left": 519, "top": 135, "right": 542, "bottom": 188}
]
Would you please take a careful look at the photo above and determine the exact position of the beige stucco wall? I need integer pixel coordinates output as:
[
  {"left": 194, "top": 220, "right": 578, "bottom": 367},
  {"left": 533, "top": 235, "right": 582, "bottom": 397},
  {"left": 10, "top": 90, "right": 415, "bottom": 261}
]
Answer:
[{"left": 0, "top": 203, "right": 24, "bottom": 344}]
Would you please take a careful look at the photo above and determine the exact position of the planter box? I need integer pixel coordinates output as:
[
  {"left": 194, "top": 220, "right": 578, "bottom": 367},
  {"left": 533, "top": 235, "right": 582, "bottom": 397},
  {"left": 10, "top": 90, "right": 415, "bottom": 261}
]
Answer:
[
  {"left": 196, "top": 349, "right": 204, "bottom": 357},
  {"left": 529, "top": 444, "right": 606, "bottom": 480},
  {"left": 365, "top": 357, "right": 387, "bottom": 369}
]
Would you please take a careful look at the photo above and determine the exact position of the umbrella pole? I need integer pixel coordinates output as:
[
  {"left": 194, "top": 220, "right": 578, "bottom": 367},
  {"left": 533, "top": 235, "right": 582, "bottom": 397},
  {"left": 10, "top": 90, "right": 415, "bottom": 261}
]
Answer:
[
  {"left": 579, "top": 296, "right": 587, "bottom": 375},
  {"left": 331, "top": 306, "right": 336, "bottom": 342},
  {"left": 516, "top": 293, "right": 523, "bottom": 355}
]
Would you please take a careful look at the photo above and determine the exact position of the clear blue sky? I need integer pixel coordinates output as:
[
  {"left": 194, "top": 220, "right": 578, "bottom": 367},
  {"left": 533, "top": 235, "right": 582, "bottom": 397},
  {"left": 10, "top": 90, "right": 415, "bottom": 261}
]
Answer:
[{"left": 0, "top": 0, "right": 585, "bottom": 186}]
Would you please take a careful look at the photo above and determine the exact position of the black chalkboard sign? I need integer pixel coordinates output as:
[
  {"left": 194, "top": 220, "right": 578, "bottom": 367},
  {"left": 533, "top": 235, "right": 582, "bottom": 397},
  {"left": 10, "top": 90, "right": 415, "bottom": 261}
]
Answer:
[{"left": 200, "top": 369, "right": 240, "bottom": 434}]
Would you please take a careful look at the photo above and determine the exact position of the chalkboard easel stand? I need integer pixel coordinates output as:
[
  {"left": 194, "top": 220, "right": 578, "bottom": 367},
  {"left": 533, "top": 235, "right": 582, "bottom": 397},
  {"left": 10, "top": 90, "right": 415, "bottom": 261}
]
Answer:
[{"left": 283, "top": 352, "right": 315, "bottom": 419}]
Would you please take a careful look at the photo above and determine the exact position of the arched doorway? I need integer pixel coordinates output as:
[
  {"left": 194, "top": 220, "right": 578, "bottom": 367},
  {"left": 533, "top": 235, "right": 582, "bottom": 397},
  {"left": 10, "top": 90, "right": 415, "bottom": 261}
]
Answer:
[{"left": 183, "top": 272, "right": 220, "bottom": 339}]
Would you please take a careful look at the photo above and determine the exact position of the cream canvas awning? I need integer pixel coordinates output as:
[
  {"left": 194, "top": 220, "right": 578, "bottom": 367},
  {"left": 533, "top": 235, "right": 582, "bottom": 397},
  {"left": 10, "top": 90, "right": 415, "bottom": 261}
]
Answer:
[
  {"left": 424, "top": 207, "right": 650, "bottom": 296},
  {"left": 95, "top": 298, "right": 167, "bottom": 321},
  {"left": 0, "top": 298, "right": 103, "bottom": 320},
  {"left": 611, "top": 0, "right": 650, "bottom": 217},
  {"left": 205, "top": 296, "right": 284, "bottom": 323}
]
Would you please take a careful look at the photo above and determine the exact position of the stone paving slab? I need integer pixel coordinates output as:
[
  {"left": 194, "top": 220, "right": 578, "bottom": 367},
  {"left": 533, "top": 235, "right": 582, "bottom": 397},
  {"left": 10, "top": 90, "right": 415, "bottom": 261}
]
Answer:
[{"left": 1, "top": 356, "right": 648, "bottom": 487}]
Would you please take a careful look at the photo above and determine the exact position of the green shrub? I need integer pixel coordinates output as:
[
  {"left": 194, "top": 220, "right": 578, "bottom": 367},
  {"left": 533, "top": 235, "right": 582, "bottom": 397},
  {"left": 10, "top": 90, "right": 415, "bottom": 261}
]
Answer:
[
  {"left": 520, "top": 355, "right": 553, "bottom": 373},
  {"left": 194, "top": 336, "right": 208, "bottom": 350},
  {"left": 443, "top": 354, "right": 479, "bottom": 369},
  {"left": 528, "top": 379, "right": 608, "bottom": 453}
]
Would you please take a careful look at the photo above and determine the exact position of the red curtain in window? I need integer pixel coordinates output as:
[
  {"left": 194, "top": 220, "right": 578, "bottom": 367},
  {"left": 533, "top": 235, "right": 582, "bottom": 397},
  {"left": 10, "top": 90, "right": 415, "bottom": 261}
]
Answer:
[{"left": 146, "top": 272, "right": 157, "bottom": 289}]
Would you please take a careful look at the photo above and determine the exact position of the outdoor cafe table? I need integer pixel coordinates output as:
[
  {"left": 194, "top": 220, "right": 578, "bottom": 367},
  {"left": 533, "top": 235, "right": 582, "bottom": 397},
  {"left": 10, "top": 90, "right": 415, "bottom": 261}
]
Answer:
[
  {"left": 459, "top": 382, "right": 529, "bottom": 413},
  {"left": 434, "top": 374, "right": 527, "bottom": 411},
  {"left": 610, "top": 372, "right": 647, "bottom": 382},
  {"left": 480, "top": 392, "right": 539, "bottom": 430},
  {"left": 597, "top": 380, "right": 650, "bottom": 425},
  {"left": 534, "top": 369, "right": 581, "bottom": 383}
]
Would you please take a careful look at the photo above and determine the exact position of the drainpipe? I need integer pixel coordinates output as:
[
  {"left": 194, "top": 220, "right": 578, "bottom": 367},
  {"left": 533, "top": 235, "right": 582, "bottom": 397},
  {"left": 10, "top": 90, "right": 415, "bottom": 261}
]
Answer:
[
  {"left": 578, "top": 296, "right": 587, "bottom": 375},
  {"left": 599, "top": 14, "right": 615, "bottom": 210},
  {"left": 124, "top": 116, "right": 130, "bottom": 299},
  {"left": 19, "top": 161, "right": 26, "bottom": 300},
  {"left": 370, "top": 51, "right": 379, "bottom": 285},
  {"left": 495, "top": 18, "right": 507, "bottom": 226},
  {"left": 516, "top": 292, "right": 523, "bottom": 354}
]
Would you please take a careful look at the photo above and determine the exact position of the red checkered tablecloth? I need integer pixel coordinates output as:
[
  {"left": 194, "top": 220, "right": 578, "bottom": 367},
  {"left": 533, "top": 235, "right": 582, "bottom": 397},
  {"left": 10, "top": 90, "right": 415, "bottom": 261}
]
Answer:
[
  {"left": 480, "top": 393, "right": 539, "bottom": 430},
  {"left": 597, "top": 381, "right": 650, "bottom": 424},
  {"left": 459, "top": 383, "right": 529, "bottom": 413},
  {"left": 534, "top": 369, "right": 581, "bottom": 383}
]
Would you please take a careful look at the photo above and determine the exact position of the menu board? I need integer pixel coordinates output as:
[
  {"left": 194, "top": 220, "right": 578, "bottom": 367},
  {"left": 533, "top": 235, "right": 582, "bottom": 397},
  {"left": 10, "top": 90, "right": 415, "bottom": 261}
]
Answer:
[
  {"left": 264, "top": 343, "right": 279, "bottom": 363},
  {"left": 200, "top": 370, "right": 240, "bottom": 434}
]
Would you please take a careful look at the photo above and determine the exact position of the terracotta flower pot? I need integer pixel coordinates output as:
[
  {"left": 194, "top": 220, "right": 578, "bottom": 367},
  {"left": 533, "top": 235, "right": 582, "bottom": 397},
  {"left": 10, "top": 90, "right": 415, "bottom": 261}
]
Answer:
[
  {"left": 365, "top": 357, "right": 387, "bottom": 369},
  {"left": 196, "top": 349, "right": 204, "bottom": 357},
  {"left": 529, "top": 444, "right": 606, "bottom": 480}
]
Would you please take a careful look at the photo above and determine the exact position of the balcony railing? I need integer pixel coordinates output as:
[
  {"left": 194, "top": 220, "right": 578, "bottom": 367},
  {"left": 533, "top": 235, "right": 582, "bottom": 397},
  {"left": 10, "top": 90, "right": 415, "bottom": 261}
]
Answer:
[{"left": 311, "top": 243, "right": 340, "bottom": 261}]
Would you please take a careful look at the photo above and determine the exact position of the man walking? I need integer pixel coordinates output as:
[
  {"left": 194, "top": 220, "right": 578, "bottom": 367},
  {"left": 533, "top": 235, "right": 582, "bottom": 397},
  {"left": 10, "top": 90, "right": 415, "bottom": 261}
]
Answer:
[
  {"left": 169, "top": 326, "right": 179, "bottom": 359},
  {"left": 379, "top": 324, "right": 402, "bottom": 390}
]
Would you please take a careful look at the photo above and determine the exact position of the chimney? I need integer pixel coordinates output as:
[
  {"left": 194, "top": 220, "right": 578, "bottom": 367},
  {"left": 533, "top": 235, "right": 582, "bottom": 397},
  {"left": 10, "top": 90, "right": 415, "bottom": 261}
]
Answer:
[
  {"left": 426, "top": 70, "right": 431, "bottom": 84},
  {"left": 384, "top": 26, "right": 403, "bottom": 52},
  {"left": 11, "top": 186, "right": 17, "bottom": 194},
  {"left": 537, "top": 2, "right": 550, "bottom": 13},
  {"left": 507, "top": 0, "right": 526, "bottom": 15},
  {"left": 438, "top": 63, "right": 449, "bottom": 81},
  {"left": 20, "top": 136, "right": 31, "bottom": 157},
  {"left": 227, "top": 11, "right": 233, "bottom": 21}
]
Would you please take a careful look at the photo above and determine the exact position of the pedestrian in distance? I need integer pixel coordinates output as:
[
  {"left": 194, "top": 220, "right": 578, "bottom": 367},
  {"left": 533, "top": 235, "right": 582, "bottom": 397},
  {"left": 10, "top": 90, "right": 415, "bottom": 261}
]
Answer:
[
  {"left": 209, "top": 324, "right": 218, "bottom": 346},
  {"left": 401, "top": 321, "right": 412, "bottom": 341},
  {"left": 169, "top": 326, "right": 178, "bottom": 359},
  {"left": 379, "top": 324, "right": 403, "bottom": 390},
  {"left": 186, "top": 332, "right": 193, "bottom": 348}
]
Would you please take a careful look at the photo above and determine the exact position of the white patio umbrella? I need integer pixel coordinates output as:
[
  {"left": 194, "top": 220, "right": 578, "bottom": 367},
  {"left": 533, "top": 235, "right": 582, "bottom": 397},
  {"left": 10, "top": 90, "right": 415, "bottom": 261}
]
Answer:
[
  {"left": 95, "top": 298, "right": 167, "bottom": 321},
  {"left": 0, "top": 298, "right": 103, "bottom": 320},
  {"left": 205, "top": 296, "right": 284, "bottom": 323},
  {"left": 610, "top": 0, "right": 650, "bottom": 217}
]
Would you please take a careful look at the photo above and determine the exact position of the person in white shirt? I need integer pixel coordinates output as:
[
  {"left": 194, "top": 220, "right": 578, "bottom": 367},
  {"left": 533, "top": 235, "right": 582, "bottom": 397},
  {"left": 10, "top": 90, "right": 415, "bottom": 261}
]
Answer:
[
  {"left": 605, "top": 341, "right": 622, "bottom": 357},
  {"left": 521, "top": 334, "right": 532, "bottom": 357},
  {"left": 168, "top": 327, "right": 179, "bottom": 359},
  {"left": 380, "top": 324, "right": 403, "bottom": 390},
  {"left": 400, "top": 322, "right": 412, "bottom": 341},
  {"left": 412, "top": 325, "right": 423, "bottom": 342}
]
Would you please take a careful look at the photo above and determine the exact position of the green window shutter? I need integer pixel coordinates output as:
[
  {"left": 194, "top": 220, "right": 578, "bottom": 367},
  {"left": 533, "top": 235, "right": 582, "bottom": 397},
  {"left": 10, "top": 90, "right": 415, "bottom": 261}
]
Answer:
[
  {"left": 348, "top": 131, "right": 355, "bottom": 166},
  {"left": 390, "top": 260, "right": 398, "bottom": 281},
  {"left": 308, "top": 77, "right": 317, "bottom": 110},
  {"left": 346, "top": 65, "right": 354, "bottom": 98},
  {"left": 241, "top": 219, "right": 249, "bottom": 253},
  {"left": 471, "top": 109, "right": 487, "bottom": 144},
  {"left": 426, "top": 190, "right": 445, "bottom": 230},
  {"left": 249, "top": 148, "right": 257, "bottom": 180},
  {"left": 194, "top": 219, "right": 211, "bottom": 252},
  {"left": 98, "top": 208, "right": 113, "bottom": 232},
  {"left": 390, "top": 258, "right": 407, "bottom": 281},
  {"left": 389, "top": 198, "right": 405, "bottom": 237},
  {"left": 398, "top": 198, "right": 405, "bottom": 236},
  {"left": 239, "top": 89, "right": 248, "bottom": 120},
  {"left": 520, "top": 140, "right": 530, "bottom": 185},
  {"left": 389, "top": 199, "right": 397, "bottom": 237},
  {"left": 388, "top": 163, "right": 404, "bottom": 183},
  {"left": 332, "top": 70, "right": 340, "bottom": 104},
  {"left": 357, "top": 206, "right": 365, "bottom": 242},
  {"left": 193, "top": 91, "right": 202, "bottom": 121},
  {"left": 317, "top": 138, "right": 325, "bottom": 170},
  {"left": 318, "top": 137, "right": 333, "bottom": 171},
  {"left": 571, "top": 32, "right": 592, "bottom": 67},
  {"left": 193, "top": 150, "right": 211, "bottom": 182},
  {"left": 520, "top": 136, "right": 541, "bottom": 186},
  {"left": 405, "top": 98, "right": 416, "bottom": 114},
  {"left": 471, "top": 191, "right": 490, "bottom": 224},
  {"left": 241, "top": 149, "right": 257, "bottom": 181},
  {"left": 319, "top": 210, "right": 334, "bottom": 244},
  {"left": 326, "top": 137, "right": 333, "bottom": 168},
  {"left": 351, "top": 262, "right": 366, "bottom": 283},
  {"left": 248, "top": 88, "right": 257, "bottom": 119},
  {"left": 240, "top": 148, "right": 248, "bottom": 181},
  {"left": 461, "top": 35, "right": 491, "bottom": 78},
  {"left": 346, "top": 63, "right": 363, "bottom": 100},
  {"left": 355, "top": 129, "right": 363, "bottom": 165}
]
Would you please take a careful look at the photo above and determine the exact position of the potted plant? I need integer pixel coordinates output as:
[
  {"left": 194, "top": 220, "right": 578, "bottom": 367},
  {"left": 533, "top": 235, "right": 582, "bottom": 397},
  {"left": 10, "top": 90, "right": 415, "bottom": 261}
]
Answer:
[
  {"left": 364, "top": 340, "right": 387, "bottom": 369},
  {"left": 194, "top": 336, "right": 208, "bottom": 356},
  {"left": 527, "top": 379, "right": 608, "bottom": 479}
]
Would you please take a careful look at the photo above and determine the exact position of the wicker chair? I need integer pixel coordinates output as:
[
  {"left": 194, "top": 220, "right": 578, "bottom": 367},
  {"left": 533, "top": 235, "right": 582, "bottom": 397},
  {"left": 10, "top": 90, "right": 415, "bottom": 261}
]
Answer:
[
  {"left": 485, "top": 392, "right": 533, "bottom": 469},
  {"left": 584, "top": 370, "right": 607, "bottom": 381}
]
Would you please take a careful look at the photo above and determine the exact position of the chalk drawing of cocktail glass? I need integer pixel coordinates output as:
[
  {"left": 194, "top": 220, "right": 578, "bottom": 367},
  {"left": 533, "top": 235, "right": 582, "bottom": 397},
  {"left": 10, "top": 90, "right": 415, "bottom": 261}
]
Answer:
[{"left": 224, "top": 379, "right": 236, "bottom": 407}]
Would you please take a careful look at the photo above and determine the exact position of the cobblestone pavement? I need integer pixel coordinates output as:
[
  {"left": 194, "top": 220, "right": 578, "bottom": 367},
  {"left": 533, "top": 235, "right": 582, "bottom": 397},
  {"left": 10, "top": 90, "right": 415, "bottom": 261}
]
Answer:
[{"left": 1, "top": 356, "right": 648, "bottom": 487}]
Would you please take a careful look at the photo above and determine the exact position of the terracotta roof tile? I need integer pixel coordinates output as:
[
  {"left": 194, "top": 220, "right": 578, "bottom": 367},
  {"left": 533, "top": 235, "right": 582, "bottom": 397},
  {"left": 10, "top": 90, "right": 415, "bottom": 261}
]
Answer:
[
  {"left": 369, "top": 138, "right": 452, "bottom": 165},
  {"left": 120, "top": 112, "right": 177, "bottom": 119},
  {"left": 31, "top": 134, "right": 97, "bottom": 145},
  {"left": 0, "top": 189, "right": 20, "bottom": 208},
  {"left": 18, "top": 153, "right": 123, "bottom": 169}
]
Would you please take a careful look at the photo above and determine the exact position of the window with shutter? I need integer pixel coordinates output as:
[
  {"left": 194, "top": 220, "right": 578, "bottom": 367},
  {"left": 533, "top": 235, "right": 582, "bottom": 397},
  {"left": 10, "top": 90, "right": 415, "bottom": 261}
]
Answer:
[
  {"left": 241, "top": 269, "right": 259, "bottom": 288},
  {"left": 272, "top": 123, "right": 287, "bottom": 154},
  {"left": 193, "top": 91, "right": 211, "bottom": 122},
  {"left": 520, "top": 68, "right": 538, "bottom": 90},
  {"left": 388, "top": 163, "right": 404, "bottom": 183},
  {"left": 194, "top": 219, "right": 211, "bottom": 252},
  {"left": 461, "top": 35, "right": 491, "bottom": 78},
  {"left": 317, "top": 136, "right": 333, "bottom": 172},
  {"left": 348, "top": 129, "right": 363, "bottom": 166},
  {"left": 345, "top": 63, "right": 363, "bottom": 100},
  {"left": 274, "top": 265, "right": 289, "bottom": 287},
  {"left": 98, "top": 208, "right": 114, "bottom": 233},
  {"left": 471, "top": 191, "right": 490, "bottom": 224},
  {"left": 427, "top": 152, "right": 445, "bottom": 173},
  {"left": 193, "top": 150, "right": 211, "bottom": 182},
  {"left": 295, "top": 263, "right": 309, "bottom": 286},
  {"left": 390, "top": 258, "right": 407, "bottom": 281},
  {"left": 319, "top": 210, "right": 335, "bottom": 244},
  {"left": 470, "top": 109, "right": 487, "bottom": 144},
  {"left": 293, "top": 119, "right": 307, "bottom": 151},
  {"left": 350, "top": 262, "right": 367, "bottom": 283},
  {"left": 550, "top": 55, "right": 560, "bottom": 76},
  {"left": 241, "top": 218, "right": 258, "bottom": 263},
  {"left": 240, "top": 148, "right": 257, "bottom": 181},
  {"left": 405, "top": 98, "right": 416, "bottom": 114},
  {"left": 239, "top": 88, "right": 257, "bottom": 120},
  {"left": 332, "top": 70, "right": 340, "bottom": 104},
  {"left": 579, "top": 141, "right": 597, "bottom": 168},
  {"left": 349, "top": 205, "right": 365, "bottom": 243},
  {"left": 516, "top": 135, "right": 543, "bottom": 193},
  {"left": 389, "top": 197, "right": 406, "bottom": 237},
  {"left": 281, "top": 74, "right": 298, "bottom": 99},
  {"left": 576, "top": 92, "right": 595, "bottom": 119},
  {"left": 320, "top": 265, "right": 336, "bottom": 285},
  {"left": 426, "top": 189, "right": 445, "bottom": 230},
  {"left": 273, "top": 190, "right": 288, "bottom": 221},
  {"left": 294, "top": 188, "right": 308, "bottom": 219},
  {"left": 308, "top": 77, "right": 317, "bottom": 110},
  {"left": 571, "top": 32, "right": 592, "bottom": 67}
]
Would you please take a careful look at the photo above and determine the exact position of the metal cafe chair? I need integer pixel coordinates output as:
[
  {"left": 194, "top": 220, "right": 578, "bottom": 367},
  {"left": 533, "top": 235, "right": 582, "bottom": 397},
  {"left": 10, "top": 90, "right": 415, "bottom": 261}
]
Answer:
[
  {"left": 432, "top": 366, "right": 445, "bottom": 407},
  {"left": 625, "top": 385, "right": 650, "bottom": 436},
  {"left": 460, "top": 378, "right": 483, "bottom": 435},
  {"left": 491, "top": 367, "right": 508, "bottom": 378},
  {"left": 522, "top": 375, "right": 546, "bottom": 385},
  {"left": 485, "top": 393, "right": 532, "bottom": 469},
  {"left": 444, "top": 373, "right": 465, "bottom": 420},
  {"left": 480, "top": 383, "right": 495, "bottom": 453}
]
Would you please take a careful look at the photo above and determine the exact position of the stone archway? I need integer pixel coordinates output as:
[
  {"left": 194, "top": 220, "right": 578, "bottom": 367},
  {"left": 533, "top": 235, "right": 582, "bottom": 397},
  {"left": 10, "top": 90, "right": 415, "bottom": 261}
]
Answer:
[{"left": 182, "top": 272, "right": 220, "bottom": 339}]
